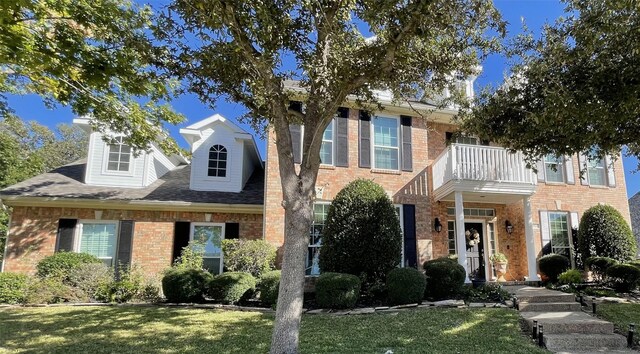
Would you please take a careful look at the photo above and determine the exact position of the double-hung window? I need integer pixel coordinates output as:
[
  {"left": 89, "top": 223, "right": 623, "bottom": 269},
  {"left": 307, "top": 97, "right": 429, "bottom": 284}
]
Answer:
[
  {"left": 307, "top": 203, "right": 329, "bottom": 275},
  {"left": 191, "top": 223, "right": 225, "bottom": 274},
  {"left": 587, "top": 156, "right": 606, "bottom": 186},
  {"left": 373, "top": 116, "right": 399, "bottom": 170},
  {"left": 544, "top": 155, "right": 565, "bottom": 183},
  {"left": 547, "top": 212, "right": 571, "bottom": 258},
  {"left": 320, "top": 121, "right": 334, "bottom": 165},
  {"left": 107, "top": 137, "right": 131, "bottom": 172},
  {"left": 77, "top": 221, "right": 118, "bottom": 267}
]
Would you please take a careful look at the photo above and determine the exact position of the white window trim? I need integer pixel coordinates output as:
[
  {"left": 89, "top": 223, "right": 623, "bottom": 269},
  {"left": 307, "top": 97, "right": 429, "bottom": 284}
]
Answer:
[
  {"left": 102, "top": 136, "right": 135, "bottom": 177},
  {"left": 190, "top": 222, "right": 226, "bottom": 274},
  {"left": 545, "top": 211, "right": 575, "bottom": 267},
  {"left": 307, "top": 201, "right": 331, "bottom": 276},
  {"left": 75, "top": 220, "right": 120, "bottom": 266},
  {"left": 586, "top": 157, "right": 607, "bottom": 186},
  {"left": 371, "top": 115, "right": 400, "bottom": 171},
  {"left": 207, "top": 144, "right": 229, "bottom": 178},
  {"left": 203, "top": 144, "right": 231, "bottom": 182},
  {"left": 544, "top": 155, "right": 565, "bottom": 184},
  {"left": 319, "top": 119, "right": 336, "bottom": 166}
]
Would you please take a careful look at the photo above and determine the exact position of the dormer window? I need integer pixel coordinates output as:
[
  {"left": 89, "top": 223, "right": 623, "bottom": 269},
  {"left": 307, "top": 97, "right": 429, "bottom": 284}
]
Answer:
[
  {"left": 208, "top": 144, "right": 227, "bottom": 177},
  {"left": 107, "top": 137, "right": 131, "bottom": 172}
]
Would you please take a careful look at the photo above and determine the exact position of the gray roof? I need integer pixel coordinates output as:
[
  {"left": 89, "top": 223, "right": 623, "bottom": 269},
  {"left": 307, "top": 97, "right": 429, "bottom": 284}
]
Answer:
[{"left": 0, "top": 160, "right": 264, "bottom": 205}]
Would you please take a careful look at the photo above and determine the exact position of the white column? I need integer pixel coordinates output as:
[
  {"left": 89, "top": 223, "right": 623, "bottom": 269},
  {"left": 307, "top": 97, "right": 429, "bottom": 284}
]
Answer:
[
  {"left": 455, "top": 191, "right": 470, "bottom": 283},
  {"left": 524, "top": 196, "right": 540, "bottom": 281}
]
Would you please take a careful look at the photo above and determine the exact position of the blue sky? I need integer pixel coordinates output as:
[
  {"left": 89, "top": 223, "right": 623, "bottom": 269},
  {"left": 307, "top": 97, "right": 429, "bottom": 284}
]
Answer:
[{"left": 5, "top": 0, "right": 640, "bottom": 198}]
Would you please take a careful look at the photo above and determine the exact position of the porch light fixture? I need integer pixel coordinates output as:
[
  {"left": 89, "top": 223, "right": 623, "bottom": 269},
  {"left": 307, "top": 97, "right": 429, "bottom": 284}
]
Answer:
[
  {"left": 505, "top": 220, "right": 514, "bottom": 234},
  {"left": 434, "top": 218, "right": 443, "bottom": 233}
]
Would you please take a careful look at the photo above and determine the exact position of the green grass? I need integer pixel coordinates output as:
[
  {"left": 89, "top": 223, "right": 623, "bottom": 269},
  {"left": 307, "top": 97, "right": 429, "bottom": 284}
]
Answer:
[
  {"left": 0, "top": 306, "right": 546, "bottom": 354},
  {"left": 598, "top": 303, "right": 640, "bottom": 346}
]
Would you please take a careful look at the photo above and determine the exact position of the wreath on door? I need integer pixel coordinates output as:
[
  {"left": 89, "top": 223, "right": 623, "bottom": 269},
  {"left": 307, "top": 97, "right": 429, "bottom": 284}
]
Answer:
[{"left": 465, "top": 228, "right": 480, "bottom": 250}]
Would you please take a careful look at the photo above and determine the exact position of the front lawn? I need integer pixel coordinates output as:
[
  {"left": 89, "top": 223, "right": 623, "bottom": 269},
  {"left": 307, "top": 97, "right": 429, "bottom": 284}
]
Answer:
[
  {"left": 0, "top": 306, "right": 546, "bottom": 354},
  {"left": 597, "top": 303, "right": 640, "bottom": 347}
]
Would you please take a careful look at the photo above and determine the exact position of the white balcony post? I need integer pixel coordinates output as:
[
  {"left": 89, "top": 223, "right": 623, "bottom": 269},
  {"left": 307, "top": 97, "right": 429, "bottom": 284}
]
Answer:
[
  {"left": 455, "top": 191, "right": 470, "bottom": 283},
  {"left": 524, "top": 196, "right": 540, "bottom": 281}
]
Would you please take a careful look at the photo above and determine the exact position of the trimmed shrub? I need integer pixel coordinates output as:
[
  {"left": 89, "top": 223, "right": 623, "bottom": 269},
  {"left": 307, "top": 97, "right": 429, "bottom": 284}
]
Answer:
[
  {"left": 258, "top": 270, "right": 280, "bottom": 307},
  {"left": 173, "top": 240, "right": 206, "bottom": 270},
  {"left": 161, "top": 268, "right": 212, "bottom": 303},
  {"left": 36, "top": 252, "right": 102, "bottom": 280},
  {"left": 0, "top": 273, "right": 29, "bottom": 304},
  {"left": 319, "top": 179, "right": 402, "bottom": 290},
  {"left": 463, "top": 284, "right": 511, "bottom": 303},
  {"left": 67, "top": 263, "right": 114, "bottom": 302},
  {"left": 585, "top": 256, "right": 618, "bottom": 282},
  {"left": 222, "top": 239, "right": 276, "bottom": 278},
  {"left": 386, "top": 268, "right": 426, "bottom": 305},
  {"left": 606, "top": 264, "right": 640, "bottom": 292},
  {"left": 578, "top": 205, "right": 637, "bottom": 263},
  {"left": 315, "top": 272, "right": 361, "bottom": 309},
  {"left": 538, "top": 254, "right": 570, "bottom": 283},
  {"left": 208, "top": 272, "right": 256, "bottom": 304},
  {"left": 423, "top": 258, "right": 466, "bottom": 300},
  {"left": 558, "top": 269, "right": 583, "bottom": 285}
]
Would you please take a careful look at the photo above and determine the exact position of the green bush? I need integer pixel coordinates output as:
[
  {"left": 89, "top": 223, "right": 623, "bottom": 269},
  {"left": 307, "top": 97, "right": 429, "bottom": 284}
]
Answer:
[
  {"left": 161, "top": 268, "right": 212, "bottom": 303},
  {"left": 24, "top": 277, "right": 74, "bottom": 304},
  {"left": 386, "top": 268, "right": 426, "bottom": 305},
  {"left": 538, "top": 254, "right": 570, "bottom": 283},
  {"left": 67, "top": 263, "right": 114, "bottom": 302},
  {"left": 173, "top": 240, "right": 206, "bottom": 270},
  {"left": 97, "top": 265, "right": 151, "bottom": 303},
  {"left": 319, "top": 179, "right": 402, "bottom": 290},
  {"left": 222, "top": 239, "right": 276, "bottom": 278},
  {"left": 627, "top": 259, "right": 640, "bottom": 270},
  {"left": 315, "top": 272, "right": 361, "bottom": 309},
  {"left": 258, "top": 270, "right": 280, "bottom": 307},
  {"left": 36, "top": 252, "right": 102, "bottom": 280},
  {"left": 578, "top": 205, "right": 637, "bottom": 263},
  {"left": 463, "top": 284, "right": 511, "bottom": 303},
  {"left": 606, "top": 264, "right": 640, "bottom": 292},
  {"left": 0, "top": 273, "right": 29, "bottom": 304},
  {"left": 208, "top": 272, "right": 256, "bottom": 304},
  {"left": 558, "top": 269, "right": 583, "bottom": 285},
  {"left": 423, "top": 258, "right": 466, "bottom": 300},
  {"left": 585, "top": 256, "right": 619, "bottom": 282}
]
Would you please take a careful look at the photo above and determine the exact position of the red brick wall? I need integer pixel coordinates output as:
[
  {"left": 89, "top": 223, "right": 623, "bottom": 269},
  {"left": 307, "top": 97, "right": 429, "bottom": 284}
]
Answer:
[{"left": 3, "top": 207, "right": 263, "bottom": 277}]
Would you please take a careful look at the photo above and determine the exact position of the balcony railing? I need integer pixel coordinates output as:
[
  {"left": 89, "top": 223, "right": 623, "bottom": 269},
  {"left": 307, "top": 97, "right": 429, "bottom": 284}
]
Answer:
[{"left": 433, "top": 144, "right": 536, "bottom": 191}]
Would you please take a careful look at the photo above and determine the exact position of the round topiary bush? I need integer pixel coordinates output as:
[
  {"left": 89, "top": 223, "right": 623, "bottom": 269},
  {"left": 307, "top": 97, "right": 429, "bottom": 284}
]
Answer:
[
  {"left": 161, "top": 268, "right": 212, "bottom": 303},
  {"left": 538, "top": 254, "right": 570, "bottom": 283},
  {"left": 606, "top": 264, "right": 640, "bottom": 292},
  {"left": 36, "top": 252, "right": 102, "bottom": 280},
  {"left": 578, "top": 205, "right": 637, "bottom": 263},
  {"left": 318, "top": 179, "right": 402, "bottom": 289},
  {"left": 386, "top": 268, "right": 426, "bottom": 305},
  {"left": 208, "top": 272, "right": 256, "bottom": 304},
  {"left": 258, "top": 270, "right": 280, "bottom": 307},
  {"left": 423, "top": 258, "right": 466, "bottom": 300},
  {"left": 0, "top": 273, "right": 29, "bottom": 304},
  {"left": 558, "top": 269, "right": 583, "bottom": 285},
  {"left": 585, "top": 256, "right": 619, "bottom": 282},
  {"left": 315, "top": 272, "right": 361, "bottom": 309}
]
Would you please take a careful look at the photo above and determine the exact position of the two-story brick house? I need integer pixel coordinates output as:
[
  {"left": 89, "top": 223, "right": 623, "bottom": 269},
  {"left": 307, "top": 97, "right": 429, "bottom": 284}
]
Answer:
[{"left": 0, "top": 85, "right": 632, "bottom": 282}]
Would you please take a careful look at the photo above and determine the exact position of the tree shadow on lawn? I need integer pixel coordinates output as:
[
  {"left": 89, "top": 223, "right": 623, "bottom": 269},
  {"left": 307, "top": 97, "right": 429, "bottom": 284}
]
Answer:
[{"left": 0, "top": 307, "right": 544, "bottom": 354}]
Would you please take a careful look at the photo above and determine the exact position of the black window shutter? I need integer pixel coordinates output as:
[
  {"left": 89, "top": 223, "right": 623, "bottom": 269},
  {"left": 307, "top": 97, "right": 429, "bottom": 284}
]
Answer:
[
  {"left": 289, "top": 124, "right": 302, "bottom": 164},
  {"left": 445, "top": 132, "right": 453, "bottom": 145},
  {"left": 400, "top": 115, "right": 413, "bottom": 172},
  {"left": 172, "top": 222, "right": 191, "bottom": 263},
  {"left": 335, "top": 107, "right": 349, "bottom": 167},
  {"left": 225, "top": 223, "right": 240, "bottom": 239},
  {"left": 359, "top": 111, "right": 371, "bottom": 168},
  {"left": 116, "top": 220, "right": 135, "bottom": 268},
  {"left": 56, "top": 219, "right": 77, "bottom": 252},
  {"left": 402, "top": 205, "right": 417, "bottom": 268}
]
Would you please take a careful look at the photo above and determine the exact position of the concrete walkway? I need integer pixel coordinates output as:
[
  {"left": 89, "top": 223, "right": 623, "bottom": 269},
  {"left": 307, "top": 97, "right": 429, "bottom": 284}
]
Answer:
[{"left": 514, "top": 287, "right": 634, "bottom": 353}]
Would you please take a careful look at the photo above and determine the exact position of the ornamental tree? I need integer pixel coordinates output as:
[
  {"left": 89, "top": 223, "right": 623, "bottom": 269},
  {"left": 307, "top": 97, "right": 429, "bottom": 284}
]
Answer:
[
  {"left": 152, "top": 2, "right": 504, "bottom": 353},
  {"left": 461, "top": 0, "right": 640, "bottom": 165},
  {"left": 578, "top": 204, "right": 637, "bottom": 263}
]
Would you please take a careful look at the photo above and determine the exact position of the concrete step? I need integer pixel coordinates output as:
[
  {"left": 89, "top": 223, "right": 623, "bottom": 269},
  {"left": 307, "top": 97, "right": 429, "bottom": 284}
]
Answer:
[
  {"left": 516, "top": 287, "right": 576, "bottom": 303},
  {"left": 522, "top": 311, "right": 614, "bottom": 335},
  {"left": 518, "top": 301, "right": 582, "bottom": 312},
  {"left": 543, "top": 333, "right": 629, "bottom": 353}
]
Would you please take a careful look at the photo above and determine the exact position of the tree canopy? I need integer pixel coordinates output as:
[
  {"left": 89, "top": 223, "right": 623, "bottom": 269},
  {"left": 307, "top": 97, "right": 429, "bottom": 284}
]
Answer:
[
  {"left": 461, "top": 0, "right": 640, "bottom": 165},
  {"left": 0, "top": 0, "right": 183, "bottom": 152}
]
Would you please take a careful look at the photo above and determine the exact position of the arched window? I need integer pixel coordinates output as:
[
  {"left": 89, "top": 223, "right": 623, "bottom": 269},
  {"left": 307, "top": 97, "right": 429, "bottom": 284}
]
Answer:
[{"left": 208, "top": 145, "right": 227, "bottom": 177}]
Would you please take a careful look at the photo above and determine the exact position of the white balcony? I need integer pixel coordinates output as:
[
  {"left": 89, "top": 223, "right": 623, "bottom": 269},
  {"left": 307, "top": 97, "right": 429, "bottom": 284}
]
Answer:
[{"left": 432, "top": 144, "right": 537, "bottom": 203}]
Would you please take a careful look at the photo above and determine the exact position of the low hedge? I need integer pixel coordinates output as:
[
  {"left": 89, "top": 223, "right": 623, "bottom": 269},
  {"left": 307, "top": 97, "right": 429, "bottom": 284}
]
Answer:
[
  {"left": 161, "top": 268, "right": 212, "bottom": 303},
  {"left": 558, "top": 269, "right": 583, "bottom": 285},
  {"left": 386, "top": 268, "right": 426, "bottom": 305},
  {"left": 36, "top": 252, "right": 102, "bottom": 280},
  {"left": 585, "top": 256, "right": 618, "bottom": 281},
  {"left": 208, "top": 272, "right": 256, "bottom": 304},
  {"left": 606, "top": 264, "right": 640, "bottom": 292},
  {"left": 0, "top": 273, "right": 29, "bottom": 304},
  {"left": 538, "top": 254, "right": 570, "bottom": 283},
  {"left": 258, "top": 270, "right": 280, "bottom": 307},
  {"left": 315, "top": 272, "right": 361, "bottom": 309},
  {"left": 423, "top": 258, "right": 466, "bottom": 300}
]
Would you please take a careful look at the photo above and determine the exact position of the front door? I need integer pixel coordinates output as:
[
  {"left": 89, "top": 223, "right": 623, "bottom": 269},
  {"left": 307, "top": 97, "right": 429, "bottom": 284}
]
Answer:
[{"left": 465, "top": 222, "right": 485, "bottom": 280}]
